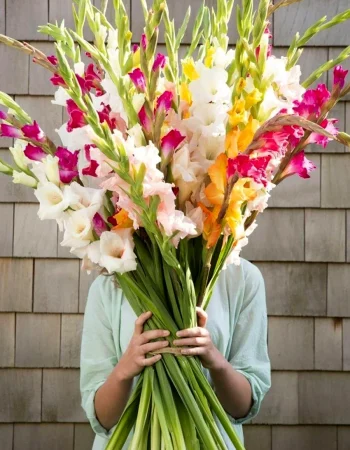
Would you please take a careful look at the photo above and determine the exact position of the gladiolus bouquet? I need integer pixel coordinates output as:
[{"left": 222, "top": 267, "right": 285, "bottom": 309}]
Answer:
[{"left": 1, "top": 0, "right": 350, "bottom": 448}]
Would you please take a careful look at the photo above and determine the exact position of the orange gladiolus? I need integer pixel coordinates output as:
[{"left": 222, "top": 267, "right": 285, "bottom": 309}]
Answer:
[
  {"left": 112, "top": 209, "right": 133, "bottom": 230},
  {"left": 199, "top": 203, "right": 222, "bottom": 248}
]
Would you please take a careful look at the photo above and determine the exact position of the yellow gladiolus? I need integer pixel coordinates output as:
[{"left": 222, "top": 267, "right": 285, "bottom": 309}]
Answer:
[
  {"left": 245, "top": 88, "right": 263, "bottom": 109},
  {"left": 180, "top": 82, "right": 192, "bottom": 105},
  {"left": 182, "top": 58, "right": 200, "bottom": 81},
  {"left": 204, "top": 47, "right": 216, "bottom": 68},
  {"left": 228, "top": 98, "right": 246, "bottom": 127},
  {"left": 132, "top": 48, "right": 141, "bottom": 67}
]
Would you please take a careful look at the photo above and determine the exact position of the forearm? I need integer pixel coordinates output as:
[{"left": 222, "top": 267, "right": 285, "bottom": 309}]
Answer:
[
  {"left": 210, "top": 349, "right": 252, "bottom": 419},
  {"left": 94, "top": 364, "right": 133, "bottom": 431}
]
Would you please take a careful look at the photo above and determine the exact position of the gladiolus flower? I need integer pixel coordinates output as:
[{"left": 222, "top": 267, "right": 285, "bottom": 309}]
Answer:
[
  {"left": 92, "top": 212, "right": 108, "bottom": 237},
  {"left": 112, "top": 209, "right": 133, "bottom": 230},
  {"left": 227, "top": 154, "right": 271, "bottom": 187},
  {"left": 141, "top": 34, "right": 147, "bottom": 50},
  {"left": 0, "top": 110, "right": 7, "bottom": 120},
  {"left": 132, "top": 44, "right": 139, "bottom": 53},
  {"left": 161, "top": 130, "right": 185, "bottom": 155},
  {"left": 47, "top": 55, "right": 58, "bottom": 66},
  {"left": 129, "top": 68, "right": 146, "bottom": 92},
  {"left": 35, "top": 182, "right": 79, "bottom": 220},
  {"left": 156, "top": 91, "right": 173, "bottom": 112},
  {"left": 24, "top": 143, "right": 46, "bottom": 161},
  {"left": 281, "top": 151, "right": 316, "bottom": 180},
  {"left": 99, "top": 229, "right": 137, "bottom": 274},
  {"left": 333, "top": 66, "right": 349, "bottom": 90},
  {"left": 13, "top": 171, "right": 37, "bottom": 188},
  {"left": 22, "top": 121, "right": 45, "bottom": 142},
  {"left": 0, "top": 124, "right": 22, "bottom": 138},
  {"left": 182, "top": 58, "right": 200, "bottom": 81},
  {"left": 82, "top": 159, "right": 98, "bottom": 177},
  {"left": 66, "top": 100, "right": 86, "bottom": 131},
  {"left": 153, "top": 53, "right": 166, "bottom": 71},
  {"left": 138, "top": 106, "right": 152, "bottom": 133},
  {"left": 55, "top": 147, "right": 79, "bottom": 184},
  {"left": 50, "top": 73, "right": 67, "bottom": 87}
]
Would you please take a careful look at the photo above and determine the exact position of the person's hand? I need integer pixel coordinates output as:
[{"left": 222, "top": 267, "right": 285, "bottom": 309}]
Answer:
[
  {"left": 115, "top": 311, "right": 170, "bottom": 381},
  {"left": 173, "top": 307, "right": 225, "bottom": 370}
]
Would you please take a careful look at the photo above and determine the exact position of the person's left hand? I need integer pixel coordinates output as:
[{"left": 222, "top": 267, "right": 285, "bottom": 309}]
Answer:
[{"left": 173, "top": 307, "right": 225, "bottom": 370}]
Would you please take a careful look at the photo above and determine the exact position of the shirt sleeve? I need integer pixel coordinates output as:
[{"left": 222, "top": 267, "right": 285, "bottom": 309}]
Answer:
[
  {"left": 80, "top": 275, "right": 119, "bottom": 439},
  {"left": 228, "top": 260, "right": 271, "bottom": 425}
]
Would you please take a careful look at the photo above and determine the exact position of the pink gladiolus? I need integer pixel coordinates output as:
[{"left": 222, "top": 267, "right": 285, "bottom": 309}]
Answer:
[
  {"left": 308, "top": 118, "right": 338, "bottom": 148},
  {"left": 0, "top": 124, "right": 22, "bottom": 138},
  {"left": 93, "top": 212, "right": 108, "bottom": 236},
  {"left": 66, "top": 100, "right": 86, "bottom": 131},
  {"left": 281, "top": 151, "right": 316, "bottom": 179},
  {"left": 294, "top": 84, "right": 331, "bottom": 118},
  {"left": 24, "top": 144, "right": 46, "bottom": 161},
  {"left": 141, "top": 34, "right": 147, "bottom": 50},
  {"left": 138, "top": 106, "right": 152, "bottom": 133},
  {"left": 161, "top": 130, "right": 185, "bottom": 155},
  {"left": 333, "top": 66, "right": 349, "bottom": 90},
  {"left": 50, "top": 73, "right": 67, "bottom": 87},
  {"left": 132, "top": 44, "right": 139, "bottom": 53},
  {"left": 22, "top": 121, "right": 45, "bottom": 142},
  {"left": 153, "top": 53, "right": 166, "bottom": 71},
  {"left": 227, "top": 154, "right": 272, "bottom": 187},
  {"left": 0, "top": 110, "right": 7, "bottom": 120},
  {"left": 156, "top": 91, "right": 173, "bottom": 112},
  {"left": 55, "top": 147, "right": 79, "bottom": 183},
  {"left": 47, "top": 55, "right": 58, "bottom": 66},
  {"left": 129, "top": 68, "right": 146, "bottom": 92}
]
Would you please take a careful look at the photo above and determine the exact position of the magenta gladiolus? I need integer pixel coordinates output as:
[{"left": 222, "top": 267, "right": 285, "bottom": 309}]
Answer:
[
  {"left": 22, "top": 121, "right": 45, "bottom": 142},
  {"left": 85, "top": 64, "right": 102, "bottom": 92},
  {"left": 24, "top": 144, "right": 46, "bottom": 161},
  {"left": 129, "top": 69, "right": 146, "bottom": 92},
  {"left": 82, "top": 159, "right": 98, "bottom": 177},
  {"left": 0, "top": 110, "right": 7, "bottom": 120},
  {"left": 0, "top": 124, "right": 23, "bottom": 138},
  {"left": 141, "top": 34, "right": 147, "bottom": 50},
  {"left": 161, "top": 130, "right": 185, "bottom": 155},
  {"left": 55, "top": 147, "right": 79, "bottom": 183},
  {"left": 281, "top": 151, "right": 316, "bottom": 179},
  {"left": 333, "top": 65, "right": 349, "bottom": 90},
  {"left": 132, "top": 44, "right": 139, "bottom": 53},
  {"left": 66, "top": 100, "right": 86, "bottom": 132},
  {"left": 50, "top": 73, "right": 67, "bottom": 87},
  {"left": 156, "top": 91, "right": 173, "bottom": 112},
  {"left": 227, "top": 154, "right": 271, "bottom": 187},
  {"left": 138, "top": 106, "right": 152, "bottom": 133},
  {"left": 47, "top": 55, "right": 58, "bottom": 66},
  {"left": 153, "top": 53, "right": 166, "bottom": 71},
  {"left": 93, "top": 212, "right": 108, "bottom": 236}
]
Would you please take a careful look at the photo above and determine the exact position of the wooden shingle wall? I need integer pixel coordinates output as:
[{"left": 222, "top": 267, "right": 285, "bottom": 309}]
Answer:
[{"left": 0, "top": 1, "right": 350, "bottom": 449}]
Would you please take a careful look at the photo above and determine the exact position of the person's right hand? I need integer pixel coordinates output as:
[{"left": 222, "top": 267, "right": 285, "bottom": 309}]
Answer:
[{"left": 115, "top": 311, "right": 170, "bottom": 381}]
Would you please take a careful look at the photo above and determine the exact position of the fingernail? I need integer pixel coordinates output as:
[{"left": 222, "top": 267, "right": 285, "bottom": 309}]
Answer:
[
  {"left": 163, "top": 330, "right": 170, "bottom": 336},
  {"left": 181, "top": 349, "right": 189, "bottom": 355},
  {"left": 173, "top": 340, "right": 178, "bottom": 346},
  {"left": 163, "top": 341, "right": 169, "bottom": 346},
  {"left": 176, "top": 331, "right": 183, "bottom": 337}
]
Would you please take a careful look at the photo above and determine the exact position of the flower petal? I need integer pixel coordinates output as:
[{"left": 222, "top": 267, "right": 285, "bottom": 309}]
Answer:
[{"left": 24, "top": 143, "right": 46, "bottom": 161}]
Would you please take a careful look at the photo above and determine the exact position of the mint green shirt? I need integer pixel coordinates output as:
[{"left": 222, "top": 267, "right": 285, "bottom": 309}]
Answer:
[{"left": 80, "top": 258, "right": 271, "bottom": 450}]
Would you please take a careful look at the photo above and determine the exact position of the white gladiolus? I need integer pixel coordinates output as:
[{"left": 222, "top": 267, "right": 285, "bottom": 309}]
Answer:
[
  {"left": 35, "top": 183, "right": 79, "bottom": 220},
  {"left": 74, "top": 62, "right": 85, "bottom": 76},
  {"left": 43, "top": 155, "right": 60, "bottom": 185},
  {"left": 190, "top": 63, "right": 232, "bottom": 105},
  {"left": 99, "top": 229, "right": 137, "bottom": 274},
  {"left": 60, "top": 208, "right": 94, "bottom": 250},
  {"left": 67, "top": 182, "right": 105, "bottom": 215},
  {"left": 52, "top": 87, "right": 71, "bottom": 106},
  {"left": 9, "top": 140, "right": 29, "bottom": 171},
  {"left": 56, "top": 124, "right": 94, "bottom": 152},
  {"left": 12, "top": 171, "right": 37, "bottom": 188}
]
